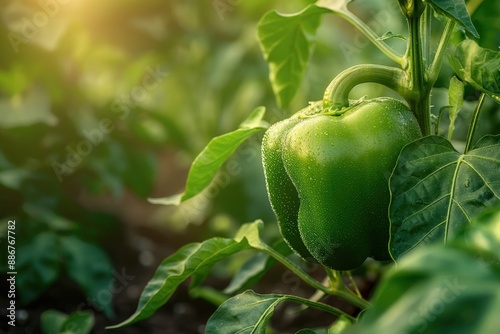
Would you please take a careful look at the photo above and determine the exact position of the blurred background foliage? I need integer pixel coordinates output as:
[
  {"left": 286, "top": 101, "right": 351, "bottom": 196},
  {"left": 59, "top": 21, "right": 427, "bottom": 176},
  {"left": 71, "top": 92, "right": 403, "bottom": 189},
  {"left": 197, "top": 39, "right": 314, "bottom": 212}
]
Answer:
[{"left": 0, "top": 0, "right": 498, "bottom": 326}]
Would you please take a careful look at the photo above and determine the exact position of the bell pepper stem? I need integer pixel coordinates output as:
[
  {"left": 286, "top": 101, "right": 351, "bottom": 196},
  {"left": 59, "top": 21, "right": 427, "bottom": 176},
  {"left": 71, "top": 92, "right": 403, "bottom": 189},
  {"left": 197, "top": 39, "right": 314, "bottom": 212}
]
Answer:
[
  {"left": 323, "top": 64, "right": 409, "bottom": 110},
  {"left": 260, "top": 243, "right": 371, "bottom": 310}
]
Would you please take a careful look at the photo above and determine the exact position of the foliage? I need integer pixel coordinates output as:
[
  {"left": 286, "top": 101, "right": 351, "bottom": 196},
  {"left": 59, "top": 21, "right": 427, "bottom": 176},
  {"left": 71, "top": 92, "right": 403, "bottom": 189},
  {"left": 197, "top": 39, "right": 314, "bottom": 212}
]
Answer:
[
  {"left": 111, "top": 0, "right": 500, "bottom": 333},
  {"left": 0, "top": 0, "right": 279, "bottom": 321},
  {"left": 1, "top": 0, "right": 499, "bottom": 332},
  {"left": 41, "top": 310, "right": 94, "bottom": 334}
]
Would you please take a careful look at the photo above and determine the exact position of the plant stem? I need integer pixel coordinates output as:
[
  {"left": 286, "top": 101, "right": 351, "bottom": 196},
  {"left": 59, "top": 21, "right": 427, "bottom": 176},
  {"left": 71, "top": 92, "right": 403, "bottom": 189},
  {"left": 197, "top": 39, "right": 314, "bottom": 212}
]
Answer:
[
  {"left": 467, "top": 0, "right": 484, "bottom": 14},
  {"left": 428, "top": 19, "right": 456, "bottom": 85},
  {"left": 420, "top": 5, "right": 432, "bottom": 67},
  {"left": 261, "top": 244, "right": 371, "bottom": 309},
  {"left": 346, "top": 272, "right": 363, "bottom": 298},
  {"left": 464, "top": 93, "right": 486, "bottom": 153},
  {"left": 337, "top": 9, "right": 404, "bottom": 65},
  {"left": 323, "top": 64, "right": 409, "bottom": 110},
  {"left": 404, "top": 4, "right": 431, "bottom": 135},
  {"left": 286, "top": 295, "right": 356, "bottom": 321}
]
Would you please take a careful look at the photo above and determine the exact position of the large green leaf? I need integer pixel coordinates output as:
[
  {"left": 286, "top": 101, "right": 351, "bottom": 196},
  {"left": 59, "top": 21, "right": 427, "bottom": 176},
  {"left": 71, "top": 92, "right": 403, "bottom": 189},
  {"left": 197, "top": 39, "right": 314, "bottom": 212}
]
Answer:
[
  {"left": 426, "top": 0, "right": 479, "bottom": 38},
  {"left": 390, "top": 135, "right": 500, "bottom": 260},
  {"left": 206, "top": 290, "right": 348, "bottom": 334},
  {"left": 448, "top": 39, "right": 500, "bottom": 103},
  {"left": 108, "top": 221, "right": 264, "bottom": 328},
  {"left": 345, "top": 245, "right": 500, "bottom": 334},
  {"left": 206, "top": 290, "right": 286, "bottom": 334},
  {"left": 60, "top": 236, "right": 115, "bottom": 318},
  {"left": 257, "top": 5, "right": 330, "bottom": 107},
  {"left": 149, "top": 107, "right": 268, "bottom": 206}
]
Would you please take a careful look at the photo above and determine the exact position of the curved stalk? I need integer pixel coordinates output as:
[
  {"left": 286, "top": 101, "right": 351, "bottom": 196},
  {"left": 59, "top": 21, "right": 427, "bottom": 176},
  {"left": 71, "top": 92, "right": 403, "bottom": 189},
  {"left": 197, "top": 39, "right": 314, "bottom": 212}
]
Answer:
[
  {"left": 428, "top": 19, "right": 456, "bottom": 85},
  {"left": 464, "top": 93, "right": 486, "bottom": 153},
  {"left": 337, "top": 9, "right": 404, "bottom": 65},
  {"left": 286, "top": 295, "right": 356, "bottom": 321},
  {"left": 420, "top": 5, "right": 432, "bottom": 66},
  {"left": 260, "top": 243, "right": 371, "bottom": 309},
  {"left": 323, "top": 64, "right": 409, "bottom": 110}
]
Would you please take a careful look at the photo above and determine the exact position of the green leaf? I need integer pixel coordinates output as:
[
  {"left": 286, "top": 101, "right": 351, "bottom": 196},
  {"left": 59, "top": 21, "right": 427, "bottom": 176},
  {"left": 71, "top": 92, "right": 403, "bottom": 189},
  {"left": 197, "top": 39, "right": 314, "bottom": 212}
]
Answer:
[
  {"left": 206, "top": 290, "right": 286, "bottom": 334},
  {"left": 344, "top": 245, "right": 500, "bottom": 334},
  {"left": 41, "top": 310, "right": 95, "bottom": 334},
  {"left": 390, "top": 135, "right": 500, "bottom": 260},
  {"left": 447, "top": 76, "right": 464, "bottom": 140},
  {"left": 224, "top": 241, "right": 291, "bottom": 294},
  {"left": 206, "top": 290, "right": 348, "bottom": 334},
  {"left": 41, "top": 310, "right": 68, "bottom": 334},
  {"left": 426, "top": 0, "right": 479, "bottom": 38},
  {"left": 377, "top": 31, "right": 407, "bottom": 42},
  {"left": 461, "top": 204, "right": 500, "bottom": 265},
  {"left": 448, "top": 39, "right": 500, "bottom": 103},
  {"left": 108, "top": 221, "right": 264, "bottom": 328},
  {"left": 258, "top": 5, "right": 330, "bottom": 107},
  {"left": 60, "top": 236, "right": 115, "bottom": 318},
  {"left": 17, "top": 232, "right": 61, "bottom": 304},
  {"left": 149, "top": 107, "right": 267, "bottom": 206}
]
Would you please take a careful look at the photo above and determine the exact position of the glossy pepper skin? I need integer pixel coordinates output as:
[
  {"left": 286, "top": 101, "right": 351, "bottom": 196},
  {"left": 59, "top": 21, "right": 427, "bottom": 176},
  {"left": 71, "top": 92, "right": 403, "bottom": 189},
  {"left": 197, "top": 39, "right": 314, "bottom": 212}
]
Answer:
[{"left": 262, "top": 97, "right": 421, "bottom": 270}]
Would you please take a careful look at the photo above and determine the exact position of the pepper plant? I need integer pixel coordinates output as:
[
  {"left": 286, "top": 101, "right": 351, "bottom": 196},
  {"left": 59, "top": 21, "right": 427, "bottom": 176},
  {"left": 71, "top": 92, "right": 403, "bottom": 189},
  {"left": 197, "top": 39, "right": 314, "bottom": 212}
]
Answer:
[{"left": 110, "top": 0, "right": 500, "bottom": 332}]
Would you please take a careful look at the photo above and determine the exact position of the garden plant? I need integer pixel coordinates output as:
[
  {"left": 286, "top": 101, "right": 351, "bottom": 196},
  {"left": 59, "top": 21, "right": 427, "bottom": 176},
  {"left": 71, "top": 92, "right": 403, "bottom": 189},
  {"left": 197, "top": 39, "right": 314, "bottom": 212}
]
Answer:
[{"left": 105, "top": 0, "right": 499, "bottom": 333}]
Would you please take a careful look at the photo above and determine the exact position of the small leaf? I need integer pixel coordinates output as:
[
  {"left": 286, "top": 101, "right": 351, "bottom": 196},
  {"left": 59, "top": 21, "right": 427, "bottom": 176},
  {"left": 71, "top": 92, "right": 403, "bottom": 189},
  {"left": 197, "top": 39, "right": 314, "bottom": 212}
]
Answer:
[
  {"left": 377, "top": 31, "right": 406, "bottom": 42},
  {"left": 390, "top": 135, "right": 500, "bottom": 260},
  {"left": 149, "top": 107, "right": 267, "bottom": 206},
  {"left": 426, "top": 0, "right": 479, "bottom": 38},
  {"left": 447, "top": 76, "right": 464, "bottom": 140},
  {"left": 448, "top": 39, "right": 500, "bottom": 103},
  {"left": 258, "top": 5, "right": 330, "bottom": 107},
  {"left": 239, "top": 106, "right": 268, "bottom": 129},
  {"left": 108, "top": 221, "right": 264, "bottom": 328},
  {"left": 344, "top": 245, "right": 500, "bottom": 334},
  {"left": 224, "top": 241, "right": 291, "bottom": 294},
  {"left": 206, "top": 290, "right": 287, "bottom": 334},
  {"left": 60, "top": 236, "right": 115, "bottom": 318}
]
